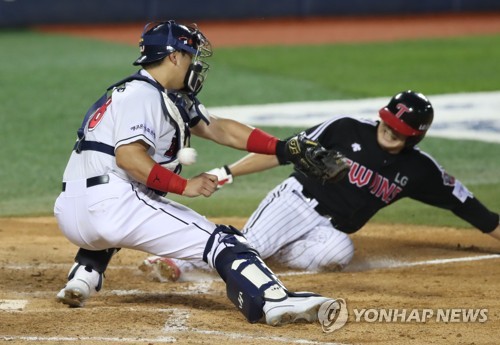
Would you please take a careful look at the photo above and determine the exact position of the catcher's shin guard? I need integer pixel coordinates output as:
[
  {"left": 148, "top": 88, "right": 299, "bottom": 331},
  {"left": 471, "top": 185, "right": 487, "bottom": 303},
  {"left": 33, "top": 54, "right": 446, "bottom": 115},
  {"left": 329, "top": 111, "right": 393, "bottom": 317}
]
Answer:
[{"left": 205, "top": 225, "right": 287, "bottom": 323}]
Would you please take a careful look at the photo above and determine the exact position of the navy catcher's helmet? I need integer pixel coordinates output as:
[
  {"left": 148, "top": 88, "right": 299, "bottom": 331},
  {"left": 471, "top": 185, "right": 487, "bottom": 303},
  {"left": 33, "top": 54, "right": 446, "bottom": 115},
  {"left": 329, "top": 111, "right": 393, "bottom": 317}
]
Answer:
[
  {"left": 133, "top": 20, "right": 212, "bottom": 94},
  {"left": 379, "top": 90, "right": 434, "bottom": 147}
]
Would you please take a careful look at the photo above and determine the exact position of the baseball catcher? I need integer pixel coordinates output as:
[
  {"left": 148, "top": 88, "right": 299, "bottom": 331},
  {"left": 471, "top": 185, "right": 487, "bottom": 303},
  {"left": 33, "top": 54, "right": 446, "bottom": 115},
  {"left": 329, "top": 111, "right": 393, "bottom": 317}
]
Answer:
[{"left": 55, "top": 20, "right": 337, "bottom": 326}]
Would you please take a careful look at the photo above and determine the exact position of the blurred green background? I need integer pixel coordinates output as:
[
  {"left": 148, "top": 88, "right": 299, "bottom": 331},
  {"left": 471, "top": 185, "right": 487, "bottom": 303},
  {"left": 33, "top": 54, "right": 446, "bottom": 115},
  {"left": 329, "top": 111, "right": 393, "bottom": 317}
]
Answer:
[{"left": 0, "top": 30, "right": 499, "bottom": 229}]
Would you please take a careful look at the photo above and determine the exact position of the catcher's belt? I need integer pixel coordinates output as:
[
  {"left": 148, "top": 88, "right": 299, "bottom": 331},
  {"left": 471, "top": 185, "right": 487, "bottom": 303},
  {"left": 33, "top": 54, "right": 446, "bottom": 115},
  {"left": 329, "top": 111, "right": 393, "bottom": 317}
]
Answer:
[{"left": 62, "top": 175, "right": 110, "bottom": 192}]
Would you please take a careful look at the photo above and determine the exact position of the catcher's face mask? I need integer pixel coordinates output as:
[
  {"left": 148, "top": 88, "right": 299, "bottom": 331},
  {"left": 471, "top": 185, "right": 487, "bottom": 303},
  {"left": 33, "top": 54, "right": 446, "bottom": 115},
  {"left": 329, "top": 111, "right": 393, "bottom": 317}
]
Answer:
[{"left": 181, "top": 25, "right": 212, "bottom": 95}]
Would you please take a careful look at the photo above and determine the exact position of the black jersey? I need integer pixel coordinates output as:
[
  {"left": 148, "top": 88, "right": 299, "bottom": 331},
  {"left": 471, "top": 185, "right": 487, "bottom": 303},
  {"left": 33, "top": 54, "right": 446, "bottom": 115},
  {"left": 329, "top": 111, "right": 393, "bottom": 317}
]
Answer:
[{"left": 292, "top": 116, "right": 499, "bottom": 234}]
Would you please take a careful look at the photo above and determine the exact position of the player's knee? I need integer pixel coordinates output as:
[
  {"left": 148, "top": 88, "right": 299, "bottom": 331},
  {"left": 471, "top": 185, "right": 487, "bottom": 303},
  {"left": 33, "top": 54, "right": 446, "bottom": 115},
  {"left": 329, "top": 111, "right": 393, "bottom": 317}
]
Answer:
[
  {"left": 316, "top": 232, "right": 354, "bottom": 270},
  {"left": 279, "top": 227, "right": 354, "bottom": 271},
  {"left": 203, "top": 224, "right": 259, "bottom": 270}
]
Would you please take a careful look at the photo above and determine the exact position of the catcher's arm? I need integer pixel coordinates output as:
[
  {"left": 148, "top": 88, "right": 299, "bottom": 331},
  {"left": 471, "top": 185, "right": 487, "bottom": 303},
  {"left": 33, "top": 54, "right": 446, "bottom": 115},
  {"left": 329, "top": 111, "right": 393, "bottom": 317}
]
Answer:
[
  {"left": 207, "top": 153, "right": 279, "bottom": 188},
  {"left": 207, "top": 132, "right": 349, "bottom": 187}
]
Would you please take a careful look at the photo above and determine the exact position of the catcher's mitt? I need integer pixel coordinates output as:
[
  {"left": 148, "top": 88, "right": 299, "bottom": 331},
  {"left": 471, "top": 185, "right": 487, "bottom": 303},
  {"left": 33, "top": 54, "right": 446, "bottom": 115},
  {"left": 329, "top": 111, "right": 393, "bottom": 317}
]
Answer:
[{"left": 282, "top": 133, "right": 350, "bottom": 184}]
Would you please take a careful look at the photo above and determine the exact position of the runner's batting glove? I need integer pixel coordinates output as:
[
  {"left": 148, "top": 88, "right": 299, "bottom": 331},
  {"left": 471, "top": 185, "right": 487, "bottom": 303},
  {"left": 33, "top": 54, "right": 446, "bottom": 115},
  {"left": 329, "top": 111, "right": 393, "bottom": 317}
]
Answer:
[
  {"left": 277, "top": 132, "right": 350, "bottom": 184},
  {"left": 206, "top": 165, "right": 233, "bottom": 188}
]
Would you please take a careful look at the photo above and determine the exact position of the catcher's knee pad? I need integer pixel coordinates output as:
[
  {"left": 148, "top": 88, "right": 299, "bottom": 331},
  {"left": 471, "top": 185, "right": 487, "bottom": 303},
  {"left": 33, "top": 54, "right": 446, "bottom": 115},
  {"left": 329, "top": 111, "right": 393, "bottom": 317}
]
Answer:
[
  {"left": 205, "top": 225, "right": 287, "bottom": 323},
  {"left": 74, "top": 248, "right": 120, "bottom": 274},
  {"left": 203, "top": 224, "right": 258, "bottom": 268}
]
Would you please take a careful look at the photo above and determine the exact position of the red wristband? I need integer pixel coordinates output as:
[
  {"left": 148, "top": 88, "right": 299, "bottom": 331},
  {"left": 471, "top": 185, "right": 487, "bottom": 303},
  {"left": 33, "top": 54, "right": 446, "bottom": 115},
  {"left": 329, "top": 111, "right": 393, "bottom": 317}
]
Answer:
[
  {"left": 146, "top": 163, "right": 187, "bottom": 195},
  {"left": 246, "top": 128, "right": 279, "bottom": 154}
]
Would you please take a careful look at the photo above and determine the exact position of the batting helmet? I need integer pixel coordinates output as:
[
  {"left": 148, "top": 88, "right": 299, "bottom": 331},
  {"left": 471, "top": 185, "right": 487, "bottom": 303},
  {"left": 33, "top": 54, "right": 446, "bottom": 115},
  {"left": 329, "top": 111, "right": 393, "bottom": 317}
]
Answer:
[
  {"left": 379, "top": 90, "right": 434, "bottom": 147},
  {"left": 133, "top": 20, "right": 212, "bottom": 94}
]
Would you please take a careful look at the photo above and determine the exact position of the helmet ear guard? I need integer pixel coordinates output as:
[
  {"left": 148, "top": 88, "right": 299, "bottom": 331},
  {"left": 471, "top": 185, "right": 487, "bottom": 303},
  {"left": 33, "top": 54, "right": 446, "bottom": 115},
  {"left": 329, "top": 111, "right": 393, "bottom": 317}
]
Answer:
[{"left": 379, "top": 90, "right": 434, "bottom": 148}]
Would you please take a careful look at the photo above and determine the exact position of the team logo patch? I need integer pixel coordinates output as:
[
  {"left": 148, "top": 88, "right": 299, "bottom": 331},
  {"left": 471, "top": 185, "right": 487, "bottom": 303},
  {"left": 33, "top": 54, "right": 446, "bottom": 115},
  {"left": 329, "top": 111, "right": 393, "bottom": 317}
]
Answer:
[
  {"left": 395, "top": 103, "right": 411, "bottom": 118},
  {"left": 351, "top": 143, "right": 361, "bottom": 152}
]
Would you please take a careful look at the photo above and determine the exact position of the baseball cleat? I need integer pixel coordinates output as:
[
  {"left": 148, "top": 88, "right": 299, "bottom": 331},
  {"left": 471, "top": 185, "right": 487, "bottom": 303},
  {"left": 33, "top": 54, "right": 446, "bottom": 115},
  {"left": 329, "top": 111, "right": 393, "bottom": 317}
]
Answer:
[
  {"left": 56, "top": 264, "right": 102, "bottom": 307},
  {"left": 263, "top": 295, "right": 333, "bottom": 326},
  {"left": 56, "top": 286, "right": 87, "bottom": 308},
  {"left": 139, "top": 256, "right": 181, "bottom": 282}
]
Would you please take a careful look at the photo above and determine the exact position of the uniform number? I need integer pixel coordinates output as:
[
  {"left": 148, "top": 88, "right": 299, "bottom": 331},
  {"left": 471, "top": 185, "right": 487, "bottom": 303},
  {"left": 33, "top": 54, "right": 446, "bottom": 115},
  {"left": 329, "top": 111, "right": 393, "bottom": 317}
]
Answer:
[{"left": 88, "top": 98, "right": 112, "bottom": 131}]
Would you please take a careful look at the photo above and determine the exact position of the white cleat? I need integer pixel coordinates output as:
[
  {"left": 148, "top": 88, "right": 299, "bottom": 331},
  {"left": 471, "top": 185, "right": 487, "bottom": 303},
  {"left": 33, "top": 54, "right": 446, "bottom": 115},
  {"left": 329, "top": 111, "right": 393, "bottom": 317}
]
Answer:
[
  {"left": 263, "top": 295, "right": 334, "bottom": 326},
  {"left": 56, "top": 264, "right": 102, "bottom": 308}
]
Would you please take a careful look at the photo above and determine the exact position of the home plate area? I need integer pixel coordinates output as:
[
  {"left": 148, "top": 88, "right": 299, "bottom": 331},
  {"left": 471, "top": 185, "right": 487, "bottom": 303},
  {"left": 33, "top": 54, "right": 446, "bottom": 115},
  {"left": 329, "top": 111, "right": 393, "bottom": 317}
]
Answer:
[{"left": 0, "top": 218, "right": 499, "bottom": 344}]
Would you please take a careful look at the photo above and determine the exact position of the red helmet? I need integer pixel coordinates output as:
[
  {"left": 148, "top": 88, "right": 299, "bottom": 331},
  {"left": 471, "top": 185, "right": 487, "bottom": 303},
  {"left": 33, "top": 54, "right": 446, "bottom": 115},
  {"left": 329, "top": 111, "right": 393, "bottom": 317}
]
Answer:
[{"left": 379, "top": 90, "right": 434, "bottom": 147}]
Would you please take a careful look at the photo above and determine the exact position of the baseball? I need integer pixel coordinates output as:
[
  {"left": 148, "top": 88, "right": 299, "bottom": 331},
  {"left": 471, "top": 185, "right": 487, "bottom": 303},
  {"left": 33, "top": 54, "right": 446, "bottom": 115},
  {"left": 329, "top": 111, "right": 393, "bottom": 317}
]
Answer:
[{"left": 178, "top": 147, "right": 197, "bottom": 165}]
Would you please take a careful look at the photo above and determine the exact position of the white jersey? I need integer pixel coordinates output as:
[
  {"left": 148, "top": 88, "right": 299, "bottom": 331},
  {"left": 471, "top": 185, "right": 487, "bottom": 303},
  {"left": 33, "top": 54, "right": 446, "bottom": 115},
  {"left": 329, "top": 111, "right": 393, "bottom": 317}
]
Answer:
[
  {"left": 63, "top": 70, "right": 200, "bottom": 182},
  {"left": 55, "top": 69, "right": 217, "bottom": 258}
]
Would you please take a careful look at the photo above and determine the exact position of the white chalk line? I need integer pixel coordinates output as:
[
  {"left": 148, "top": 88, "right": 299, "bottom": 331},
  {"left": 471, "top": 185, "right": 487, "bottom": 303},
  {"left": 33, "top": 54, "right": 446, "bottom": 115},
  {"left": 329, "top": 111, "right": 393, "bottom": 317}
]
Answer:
[
  {"left": 0, "top": 299, "right": 28, "bottom": 311},
  {"left": 171, "top": 328, "right": 348, "bottom": 345},
  {"left": 3, "top": 263, "right": 140, "bottom": 270},
  {"left": 344, "top": 253, "right": 500, "bottom": 272},
  {"left": 0, "top": 334, "right": 346, "bottom": 345},
  {"left": 1, "top": 305, "right": 347, "bottom": 344},
  {"left": 0, "top": 336, "right": 177, "bottom": 343},
  {"left": 0, "top": 306, "right": 347, "bottom": 345},
  {"left": 5, "top": 253, "right": 500, "bottom": 280},
  {"left": 163, "top": 307, "right": 349, "bottom": 345},
  {"left": 383, "top": 253, "right": 500, "bottom": 268}
]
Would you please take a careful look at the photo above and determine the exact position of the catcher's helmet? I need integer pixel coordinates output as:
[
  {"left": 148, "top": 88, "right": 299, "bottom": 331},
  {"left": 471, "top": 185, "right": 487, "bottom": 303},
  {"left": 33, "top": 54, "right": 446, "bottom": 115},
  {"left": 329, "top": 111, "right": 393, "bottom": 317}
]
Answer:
[
  {"left": 379, "top": 90, "right": 434, "bottom": 147},
  {"left": 133, "top": 20, "right": 212, "bottom": 94}
]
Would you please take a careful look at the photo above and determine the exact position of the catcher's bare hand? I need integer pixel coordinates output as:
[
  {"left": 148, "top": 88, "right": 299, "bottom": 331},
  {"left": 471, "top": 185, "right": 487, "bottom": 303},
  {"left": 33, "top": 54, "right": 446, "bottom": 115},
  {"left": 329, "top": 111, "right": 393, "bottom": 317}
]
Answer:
[{"left": 183, "top": 173, "right": 218, "bottom": 197}]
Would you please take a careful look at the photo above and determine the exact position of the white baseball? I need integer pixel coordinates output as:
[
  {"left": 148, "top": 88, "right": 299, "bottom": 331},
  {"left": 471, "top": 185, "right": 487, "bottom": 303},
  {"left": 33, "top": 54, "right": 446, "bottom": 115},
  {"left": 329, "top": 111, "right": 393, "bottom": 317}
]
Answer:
[{"left": 177, "top": 147, "right": 197, "bottom": 165}]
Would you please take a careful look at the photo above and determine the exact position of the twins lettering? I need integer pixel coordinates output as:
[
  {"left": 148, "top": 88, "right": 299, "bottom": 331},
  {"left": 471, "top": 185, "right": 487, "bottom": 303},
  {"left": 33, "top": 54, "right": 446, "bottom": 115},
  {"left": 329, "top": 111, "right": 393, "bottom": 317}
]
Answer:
[{"left": 346, "top": 159, "right": 406, "bottom": 204}]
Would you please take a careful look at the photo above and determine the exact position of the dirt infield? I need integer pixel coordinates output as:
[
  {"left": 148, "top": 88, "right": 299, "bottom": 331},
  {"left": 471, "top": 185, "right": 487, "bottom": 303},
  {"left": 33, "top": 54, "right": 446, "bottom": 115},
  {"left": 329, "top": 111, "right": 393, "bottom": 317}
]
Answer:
[
  {"left": 3, "top": 13, "right": 500, "bottom": 345},
  {"left": 1, "top": 217, "right": 499, "bottom": 344}
]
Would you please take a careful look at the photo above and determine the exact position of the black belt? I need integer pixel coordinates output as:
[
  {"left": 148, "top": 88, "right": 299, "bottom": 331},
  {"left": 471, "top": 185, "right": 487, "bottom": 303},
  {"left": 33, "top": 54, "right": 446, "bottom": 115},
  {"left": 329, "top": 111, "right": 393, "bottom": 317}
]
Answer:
[
  {"left": 62, "top": 175, "right": 110, "bottom": 192},
  {"left": 301, "top": 187, "right": 338, "bottom": 224}
]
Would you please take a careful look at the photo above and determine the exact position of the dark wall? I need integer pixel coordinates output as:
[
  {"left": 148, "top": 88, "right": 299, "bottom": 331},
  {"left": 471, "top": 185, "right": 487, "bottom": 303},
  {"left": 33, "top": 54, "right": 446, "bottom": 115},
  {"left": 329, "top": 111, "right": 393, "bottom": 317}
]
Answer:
[{"left": 1, "top": 0, "right": 499, "bottom": 27}]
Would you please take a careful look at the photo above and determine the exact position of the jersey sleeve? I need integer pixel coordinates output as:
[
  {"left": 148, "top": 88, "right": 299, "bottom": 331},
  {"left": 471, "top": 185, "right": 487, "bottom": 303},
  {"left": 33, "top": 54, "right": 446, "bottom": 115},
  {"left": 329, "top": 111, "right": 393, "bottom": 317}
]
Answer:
[
  {"left": 409, "top": 151, "right": 499, "bottom": 233},
  {"left": 112, "top": 83, "right": 162, "bottom": 150},
  {"left": 303, "top": 116, "right": 353, "bottom": 147}
]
